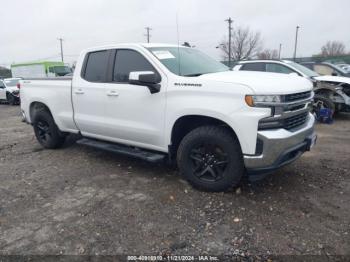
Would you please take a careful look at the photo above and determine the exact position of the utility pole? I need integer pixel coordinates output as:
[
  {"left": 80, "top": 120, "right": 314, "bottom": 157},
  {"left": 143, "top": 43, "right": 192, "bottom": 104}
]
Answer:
[
  {"left": 57, "top": 38, "right": 64, "bottom": 62},
  {"left": 278, "top": 43, "right": 282, "bottom": 59},
  {"left": 293, "top": 26, "right": 300, "bottom": 61},
  {"left": 145, "top": 27, "right": 152, "bottom": 43},
  {"left": 225, "top": 17, "right": 233, "bottom": 67}
]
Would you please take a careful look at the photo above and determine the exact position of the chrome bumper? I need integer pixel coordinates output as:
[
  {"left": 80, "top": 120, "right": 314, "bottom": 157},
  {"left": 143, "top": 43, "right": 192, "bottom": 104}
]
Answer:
[{"left": 244, "top": 113, "right": 316, "bottom": 175}]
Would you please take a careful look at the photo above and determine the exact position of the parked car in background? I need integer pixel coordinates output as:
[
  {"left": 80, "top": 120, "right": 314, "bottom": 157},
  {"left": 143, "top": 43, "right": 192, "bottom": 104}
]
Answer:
[
  {"left": 20, "top": 43, "right": 316, "bottom": 192},
  {"left": 233, "top": 60, "right": 350, "bottom": 114},
  {"left": 0, "top": 78, "right": 21, "bottom": 105},
  {"left": 11, "top": 61, "right": 72, "bottom": 78},
  {"left": 300, "top": 62, "right": 350, "bottom": 77}
]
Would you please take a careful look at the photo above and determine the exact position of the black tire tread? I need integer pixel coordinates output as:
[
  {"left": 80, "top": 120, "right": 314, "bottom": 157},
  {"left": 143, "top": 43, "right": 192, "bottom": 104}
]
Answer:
[
  {"left": 177, "top": 125, "right": 244, "bottom": 192},
  {"left": 33, "top": 109, "right": 66, "bottom": 149}
]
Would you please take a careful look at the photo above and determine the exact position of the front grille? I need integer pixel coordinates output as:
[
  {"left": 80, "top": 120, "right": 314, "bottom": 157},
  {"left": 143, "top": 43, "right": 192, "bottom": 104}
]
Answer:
[
  {"left": 259, "top": 112, "right": 308, "bottom": 131},
  {"left": 284, "top": 91, "right": 311, "bottom": 102},
  {"left": 284, "top": 112, "right": 308, "bottom": 130}
]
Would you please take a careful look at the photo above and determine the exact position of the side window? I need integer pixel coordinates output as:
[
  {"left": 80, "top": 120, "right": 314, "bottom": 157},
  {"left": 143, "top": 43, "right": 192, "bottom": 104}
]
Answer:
[
  {"left": 302, "top": 64, "right": 313, "bottom": 70},
  {"left": 266, "top": 63, "right": 294, "bottom": 74},
  {"left": 314, "top": 65, "right": 335, "bottom": 76},
  {"left": 84, "top": 50, "right": 109, "bottom": 82},
  {"left": 113, "top": 50, "right": 156, "bottom": 82},
  {"left": 240, "top": 63, "right": 266, "bottom": 72},
  {"left": 0, "top": 81, "right": 5, "bottom": 88}
]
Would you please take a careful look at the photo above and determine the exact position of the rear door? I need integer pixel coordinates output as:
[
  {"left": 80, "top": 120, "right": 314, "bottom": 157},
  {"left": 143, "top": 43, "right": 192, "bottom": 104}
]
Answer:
[{"left": 72, "top": 49, "right": 113, "bottom": 135}]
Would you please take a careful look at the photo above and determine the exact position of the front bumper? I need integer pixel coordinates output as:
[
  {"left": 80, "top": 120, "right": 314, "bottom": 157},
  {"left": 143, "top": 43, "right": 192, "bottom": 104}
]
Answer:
[{"left": 244, "top": 113, "right": 316, "bottom": 179}]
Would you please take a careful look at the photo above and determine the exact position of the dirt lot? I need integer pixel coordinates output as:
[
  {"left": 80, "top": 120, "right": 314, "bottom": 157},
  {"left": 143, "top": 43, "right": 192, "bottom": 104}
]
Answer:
[{"left": 0, "top": 104, "right": 349, "bottom": 257}]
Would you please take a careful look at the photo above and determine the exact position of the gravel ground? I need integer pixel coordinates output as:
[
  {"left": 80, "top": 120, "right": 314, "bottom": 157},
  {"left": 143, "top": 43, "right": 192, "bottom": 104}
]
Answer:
[{"left": 0, "top": 104, "right": 349, "bottom": 258}]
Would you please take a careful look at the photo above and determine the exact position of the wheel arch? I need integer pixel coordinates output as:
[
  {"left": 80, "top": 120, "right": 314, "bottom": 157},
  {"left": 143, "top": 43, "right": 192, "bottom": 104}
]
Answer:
[
  {"left": 29, "top": 101, "right": 54, "bottom": 123},
  {"left": 168, "top": 114, "right": 242, "bottom": 160}
]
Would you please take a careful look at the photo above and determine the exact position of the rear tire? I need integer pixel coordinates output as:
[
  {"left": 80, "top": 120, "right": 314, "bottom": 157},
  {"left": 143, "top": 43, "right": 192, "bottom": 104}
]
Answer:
[
  {"left": 33, "top": 110, "right": 66, "bottom": 149},
  {"left": 177, "top": 126, "right": 244, "bottom": 192}
]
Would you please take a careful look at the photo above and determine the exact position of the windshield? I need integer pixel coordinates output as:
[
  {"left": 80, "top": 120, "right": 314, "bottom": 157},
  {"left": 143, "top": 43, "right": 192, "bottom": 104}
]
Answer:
[
  {"left": 147, "top": 47, "right": 229, "bottom": 76},
  {"left": 4, "top": 79, "right": 20, "bottom": 86},
  {"left": 285, "top": 61, "right": 319, "bottom": 77}
]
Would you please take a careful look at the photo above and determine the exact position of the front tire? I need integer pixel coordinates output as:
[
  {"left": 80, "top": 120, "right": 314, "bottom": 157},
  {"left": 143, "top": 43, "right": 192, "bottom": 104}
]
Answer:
[
  {"left": 33, "top": 110, "right": 66, "bottom": 149},
  {"left": 177, "top": 126, "right": 244, "bottom": 192}
]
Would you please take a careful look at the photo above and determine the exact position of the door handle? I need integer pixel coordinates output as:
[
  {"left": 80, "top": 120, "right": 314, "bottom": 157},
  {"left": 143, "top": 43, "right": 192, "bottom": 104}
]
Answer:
[
  {"left": 107, "top": 90, "right": 119, "bottom": 97},
  {"left": 74, "top": 89, "right": 84, "bottom": 94}
]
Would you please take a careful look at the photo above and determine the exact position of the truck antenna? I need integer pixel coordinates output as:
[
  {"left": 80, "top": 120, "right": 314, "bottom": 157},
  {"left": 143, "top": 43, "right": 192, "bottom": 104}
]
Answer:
[{"left": 176, "top": 11, "right": 181, "bottom": 76}]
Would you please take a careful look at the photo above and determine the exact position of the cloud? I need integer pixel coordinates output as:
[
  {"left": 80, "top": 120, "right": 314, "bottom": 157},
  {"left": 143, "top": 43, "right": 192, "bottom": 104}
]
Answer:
[{"left": 0, "top": 0, "right": 349, "bottom": 67}]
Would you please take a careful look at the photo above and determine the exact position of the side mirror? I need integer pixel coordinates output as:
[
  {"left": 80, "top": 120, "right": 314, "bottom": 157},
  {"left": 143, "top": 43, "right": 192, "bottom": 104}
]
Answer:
[
  {"left": 129, "top": 71, "right": 161, "bottom": 94},
  {"left": 331, "top": 72, "right": 338, "bottom": 76}
]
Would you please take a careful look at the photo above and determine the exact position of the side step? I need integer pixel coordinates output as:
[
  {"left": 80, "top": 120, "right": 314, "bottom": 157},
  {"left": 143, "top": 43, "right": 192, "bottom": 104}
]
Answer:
[{"left": 77, "top": 138, "right": 166, "bottom": 163}]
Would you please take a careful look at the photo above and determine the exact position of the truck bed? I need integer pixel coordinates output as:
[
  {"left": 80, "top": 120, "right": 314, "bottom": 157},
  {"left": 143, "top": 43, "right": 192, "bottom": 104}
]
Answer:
[{"left": 20, "top": 78, "right": 78, "bottom": 133}]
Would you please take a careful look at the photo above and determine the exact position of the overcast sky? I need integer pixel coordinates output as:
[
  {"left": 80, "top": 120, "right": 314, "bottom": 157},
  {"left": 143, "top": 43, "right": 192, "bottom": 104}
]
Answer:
[{"left": 1, "top": 0, "right": 349, "bottom": 67}]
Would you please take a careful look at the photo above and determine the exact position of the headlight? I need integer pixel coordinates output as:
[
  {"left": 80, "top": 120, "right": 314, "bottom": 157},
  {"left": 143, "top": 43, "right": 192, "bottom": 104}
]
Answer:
[{"left": 245, "top": 95, "right": 282, "bottom": 107}]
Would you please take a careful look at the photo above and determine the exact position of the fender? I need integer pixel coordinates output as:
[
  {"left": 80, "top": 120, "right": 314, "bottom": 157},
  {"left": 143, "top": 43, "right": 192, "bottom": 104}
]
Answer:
[{"left": 165, "top": 106, "right": 269, "bottom": 155}]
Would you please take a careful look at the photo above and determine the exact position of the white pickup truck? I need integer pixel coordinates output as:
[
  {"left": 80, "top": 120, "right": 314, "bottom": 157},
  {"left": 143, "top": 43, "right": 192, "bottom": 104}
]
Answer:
[{"left": 20, "top": 43, "right": 316, "bottom": 191}]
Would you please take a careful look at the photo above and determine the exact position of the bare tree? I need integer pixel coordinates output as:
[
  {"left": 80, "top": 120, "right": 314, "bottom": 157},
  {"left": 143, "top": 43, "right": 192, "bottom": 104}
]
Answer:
[
  {"left": 320, "top": 41, "right": 346, "bottom": 57},
  {"left": 218, "top": 26, "right": 263, "bottom": 61},
  {"left": 257, "top": 49, "right": 279, "bottom": 60}
]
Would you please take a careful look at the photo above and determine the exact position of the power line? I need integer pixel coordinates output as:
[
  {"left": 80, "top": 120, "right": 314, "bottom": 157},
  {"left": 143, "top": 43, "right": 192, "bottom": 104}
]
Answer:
[
  {"left": 225, "top": 18, "right": 233, "bottom": 67},
  {"left": 144, "top": 27, "right": 152, "bottom": 43}
]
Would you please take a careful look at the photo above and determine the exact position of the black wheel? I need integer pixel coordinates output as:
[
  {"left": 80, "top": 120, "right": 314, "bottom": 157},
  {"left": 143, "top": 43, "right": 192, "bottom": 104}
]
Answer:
[
  {"left": 313, "top": 95, "right": 335, "bottom": 116},
  {"left": 6, "top": 93, "right": 15, "bottom": 105},
  {"left": 177, "top": 126, "right": 244, "bottom": 192},
  {"left": 33, "top": 110, "right": 66, "bottom": 149}
]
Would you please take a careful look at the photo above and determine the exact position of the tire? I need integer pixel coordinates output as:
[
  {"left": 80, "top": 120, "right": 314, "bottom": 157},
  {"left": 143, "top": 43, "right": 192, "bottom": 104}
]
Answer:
[
  {"left": 313, "top": 95, "right": 335, "bottom": 116},
  {"left": 33, "top": 110, "right": 66, "bottom": 149},
  {"left": 6, "top": 93, "right": 15, "bottom": 105},
  {"left": 177, "top": 126, "right": 244, "bottom": 192}
]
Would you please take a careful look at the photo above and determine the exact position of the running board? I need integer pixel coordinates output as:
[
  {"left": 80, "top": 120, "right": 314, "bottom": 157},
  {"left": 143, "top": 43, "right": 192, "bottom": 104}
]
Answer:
[{"left": 76, "top": 138, "right": 166, "bottom": 163}]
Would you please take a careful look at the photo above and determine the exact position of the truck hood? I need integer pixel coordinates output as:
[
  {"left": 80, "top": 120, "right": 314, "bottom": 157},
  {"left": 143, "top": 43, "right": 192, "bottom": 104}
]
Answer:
[
  {"left": 314, "top": 75, "right": 350, "bottom": 84},
  {"left": 199, "top": 71, "right": 312, "bottom": 95}
]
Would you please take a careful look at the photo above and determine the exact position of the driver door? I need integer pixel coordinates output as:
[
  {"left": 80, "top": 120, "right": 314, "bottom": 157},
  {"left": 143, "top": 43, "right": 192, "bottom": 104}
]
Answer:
[{"left": 102, "top": 49, "right": 167, "bottom": 150}]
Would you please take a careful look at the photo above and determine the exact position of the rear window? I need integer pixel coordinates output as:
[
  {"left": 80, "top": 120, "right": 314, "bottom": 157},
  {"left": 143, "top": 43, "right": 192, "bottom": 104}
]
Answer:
[
  {"left": 240, "top": 63, "right": 265, "bottom": 72},
  {"left": 83, "top": 50, "right": 109, "bottom": 82}
]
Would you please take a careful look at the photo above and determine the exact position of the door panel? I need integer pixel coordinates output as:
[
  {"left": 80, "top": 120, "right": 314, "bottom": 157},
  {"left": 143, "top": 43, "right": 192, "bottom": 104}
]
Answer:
[
  {"left": 72, "top": 49, "right": 112, "bottom": 135},
  {"left": 102, "top": 82, "right": 166, "bottom": 148},
  {"left": 103, "top": 49, "right": 166, "bottom": 148},
  {"left": 72, "top": 48, "right": 167, "bottom": 150}
]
